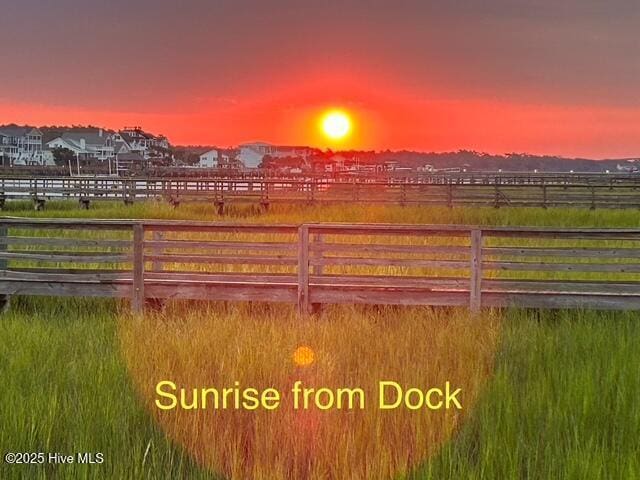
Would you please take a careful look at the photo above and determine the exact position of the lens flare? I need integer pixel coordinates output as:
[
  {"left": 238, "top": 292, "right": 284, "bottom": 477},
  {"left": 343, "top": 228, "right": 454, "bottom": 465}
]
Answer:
[{"left": 292, "top": 345, "right": 315, "bottom": 366}]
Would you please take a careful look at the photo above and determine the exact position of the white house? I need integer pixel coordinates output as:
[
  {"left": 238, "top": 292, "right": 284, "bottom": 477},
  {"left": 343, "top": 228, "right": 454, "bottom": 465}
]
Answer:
[
  {"left": 198, "top": 148, "right": 239, "bottom": 169},
  {"left": 199, "top": 149, "right": 219, "bottom": 168},
  {"left": 0, "top": 125, "right": 45, "bottom": 166},
  {"left": 112, "top": 126, "right": 169, "bottom": 160},
  {"left": 46, "top": 129, "right": 114, "bottom": 162}
]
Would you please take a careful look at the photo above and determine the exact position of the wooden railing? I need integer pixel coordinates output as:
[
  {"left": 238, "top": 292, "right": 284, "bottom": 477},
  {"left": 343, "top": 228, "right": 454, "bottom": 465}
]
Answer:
[
  {"left": 2, "top": 174, "right": 640, "bottom": 210},
  {"left": 1, "top": 218, "right": 640, "bottom": 313}
]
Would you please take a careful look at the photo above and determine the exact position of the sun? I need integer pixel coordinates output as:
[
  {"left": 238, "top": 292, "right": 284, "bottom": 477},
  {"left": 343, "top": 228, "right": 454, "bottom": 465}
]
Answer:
[{"left": 321, "top": 110, "right": 351, "bottom": 140}]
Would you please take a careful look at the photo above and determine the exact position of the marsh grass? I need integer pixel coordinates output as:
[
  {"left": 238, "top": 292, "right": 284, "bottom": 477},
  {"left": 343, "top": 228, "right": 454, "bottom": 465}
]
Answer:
[
  {"left": 120, "top": 303, "right": 500, "bottom": 479},
  {"left": 6, "top": 199, "right": 640, "bottom": 227},
  {"left": 2, "top": 202, "right": 640, "bottom": 479},
  {"left": 417, "top": 309, "right": 640, "bottom": 480},
  {"left": 0, "top": 297, "right": 212, "bottom": 480},
  {"left": 2, "top": 298, "right": 638, "bottom": 479}
]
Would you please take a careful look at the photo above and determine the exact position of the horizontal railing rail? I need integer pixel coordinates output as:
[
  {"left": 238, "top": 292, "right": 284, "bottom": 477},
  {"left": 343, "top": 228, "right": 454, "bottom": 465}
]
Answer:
[{"left": 1, "top": 218, "right": 640, "bottom": 313}]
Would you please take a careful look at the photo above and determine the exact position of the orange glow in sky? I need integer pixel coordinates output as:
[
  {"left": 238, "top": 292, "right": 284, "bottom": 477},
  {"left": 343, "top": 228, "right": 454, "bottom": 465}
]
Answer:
[
  {"left": 2, "top": 75, "right": 640, "bottom": 160},
  {"left": 1, "top": 66, "right": 639, "bottom": 159}
]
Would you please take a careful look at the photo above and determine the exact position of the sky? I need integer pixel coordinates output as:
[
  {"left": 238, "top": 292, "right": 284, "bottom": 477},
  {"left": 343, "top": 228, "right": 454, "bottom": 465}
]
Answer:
[{"left": 1, "top": 0, "right": 639, "bottom": 158}]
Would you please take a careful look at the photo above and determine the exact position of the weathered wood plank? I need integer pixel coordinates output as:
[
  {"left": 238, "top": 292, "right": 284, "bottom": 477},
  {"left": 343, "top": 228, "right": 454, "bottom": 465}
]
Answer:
[
  {"left": 145, "top": 282, "right": 297, "bottom": 303},
  {"left": 0, "top": 270, "right": 130, "bottom": 283},
  {"left": 482, "top": 292, "right": 640, "bottom": 310},
  {"left": 483, "top": 279, "right": 640, "bottom": 294},
  {"left": 313, "top": 275, "right": 470, "bottom": 289},
  {"left": 0, "top": 225, "right": 8, "bottom": 310},
  {"left": 4, "top": 267, "right": 129, "bottom": 275},
  {"left": 0, "top": 227, "right": 6, "bottom": 272},
  {"left": 483, "top": 247, "right": 640, "bottom": 258},
  {"left": 142, "top": 272, "right": 470, "bottom": 289},
  {"left": 310, "top": 287, "right": 469, "bottom": 306},
  {"left": 307, "top": 224, "right": 474, "bottom": 236},
  {"left": 145, "top": 240, "right": 295, "bottom": 251},
  {"left": 143, "top": 254, "right": 296, "bottom": 265},
  {"left": 0, "top": 218, "right": 133, "bottom": 230},
  {"left": 144, "top": 271, "right": 297, "bottom": 284},
  {"left": 0, "top": 251, "right": 131, "bottom": 262},
  {"left": 0, "top": 280, "right": 129, "bottom": 297},
  {"left": 310, "top": 243, "right": 469, "bottom": 255},
  {"left": 132, "top": 224, "right": 144, "bottom": 313},
  {"left": 0, "top": 236, "right": 131, "bottom": 248},
  {"left": 297, "top": 225, "right": 310, "bottom": 315},
  {"left": 314, "top": 257, "right": 469, "bottom": 269},
  {"left": 483, "top": 261, "right": 640, "bottom": 273},
  {"left": 470, "top": 230, "right": 482, "bottom": 312}
]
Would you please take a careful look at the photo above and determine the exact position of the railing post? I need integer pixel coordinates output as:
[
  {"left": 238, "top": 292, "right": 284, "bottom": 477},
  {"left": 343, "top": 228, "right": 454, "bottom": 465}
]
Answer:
[
  {"left": 0, "top": 225, "right": 7, "bottom": 271},
  {"left": 132, "top": 223, "right": 145, "bottom": 314},
  {"left": 0, "top": 224, "right": 8, "bottom": 311},
  {"left": 297, "top": 225, "right": 310, "bottom": 315},
  {"left": 470, "top": 229, "right": 482, "bottom": 313}
]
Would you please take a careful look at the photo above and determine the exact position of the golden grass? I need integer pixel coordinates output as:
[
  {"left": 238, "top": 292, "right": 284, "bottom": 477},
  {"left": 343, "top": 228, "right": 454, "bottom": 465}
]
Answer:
[{"left": 119, "top": 302, "right": 500, "bottom": 479}]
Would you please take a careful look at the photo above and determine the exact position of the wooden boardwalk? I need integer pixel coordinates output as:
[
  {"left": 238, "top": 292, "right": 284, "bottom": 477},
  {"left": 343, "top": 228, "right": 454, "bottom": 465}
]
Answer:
[
  {"left": 1, "top": 217, "right": 640, "bottom": 313},
  {"left": 2, "top": 173, "right": 640, "bottom": 210}
]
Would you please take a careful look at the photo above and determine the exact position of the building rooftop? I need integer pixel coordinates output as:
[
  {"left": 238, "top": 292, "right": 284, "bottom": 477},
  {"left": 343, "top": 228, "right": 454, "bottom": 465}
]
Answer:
[
  {"left": 0, "top": 125, "right": 40, "bottom": 137},
  {"left": 59, "top": 131, "right": 110, "bottom": 146}
]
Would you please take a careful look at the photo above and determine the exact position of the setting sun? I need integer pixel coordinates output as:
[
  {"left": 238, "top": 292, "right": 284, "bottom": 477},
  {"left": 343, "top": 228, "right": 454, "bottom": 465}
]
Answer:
[{"left": 321, "top": 110, "right": 351, "bottom": 140}]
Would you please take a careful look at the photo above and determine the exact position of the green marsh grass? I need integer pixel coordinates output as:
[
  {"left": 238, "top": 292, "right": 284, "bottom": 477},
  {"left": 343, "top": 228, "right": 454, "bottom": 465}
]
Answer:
[{"left": 1, "top": 201, "right": 640, "bottom": 479}]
